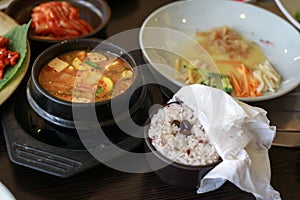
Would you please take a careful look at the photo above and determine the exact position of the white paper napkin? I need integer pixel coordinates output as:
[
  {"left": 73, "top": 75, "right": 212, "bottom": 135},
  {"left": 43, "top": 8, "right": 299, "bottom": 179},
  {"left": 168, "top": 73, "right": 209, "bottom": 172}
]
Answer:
[
  {"left": 0, "top": 182, "right": 15, "bottom": 200},
  {"left": 170, "top": 84, "right": 281, "bottom": 200}
]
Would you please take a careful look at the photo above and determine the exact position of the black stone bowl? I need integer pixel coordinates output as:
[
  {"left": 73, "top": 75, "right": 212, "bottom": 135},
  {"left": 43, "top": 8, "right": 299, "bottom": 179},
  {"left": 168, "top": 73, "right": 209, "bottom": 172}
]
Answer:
[
  {"left": 144, "top": 103, "right": 221, "bottom": 188},
  {"left": 27, "top": 38, "right": 146, "bottom": 129},
  {"left": 144, "top": 136, "right": 221, "bottom": 188}
]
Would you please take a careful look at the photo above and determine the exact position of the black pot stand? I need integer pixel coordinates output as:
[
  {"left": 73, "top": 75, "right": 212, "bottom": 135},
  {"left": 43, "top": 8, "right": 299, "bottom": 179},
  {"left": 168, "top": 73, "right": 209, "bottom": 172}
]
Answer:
[{"left": 1, "top": 84, "right": 165, "bottom": 178}]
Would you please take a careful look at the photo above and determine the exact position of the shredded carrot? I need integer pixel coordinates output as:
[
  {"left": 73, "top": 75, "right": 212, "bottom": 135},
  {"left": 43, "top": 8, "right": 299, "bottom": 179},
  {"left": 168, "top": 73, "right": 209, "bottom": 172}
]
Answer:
[
  {"left": 249, "top": 78, "right": 259, "bottom": 87},
  {"left": 240, "top": 64, "right": 250, "bottom": 95},
  {"left": 230, "top": 73, "right": 242, "bottom": 96},
  {"left": 231, "top": 63, "right": 262, "bottom": 97},
  {"left": 239, "top": 91, "right": 249, "bottom": 97}
]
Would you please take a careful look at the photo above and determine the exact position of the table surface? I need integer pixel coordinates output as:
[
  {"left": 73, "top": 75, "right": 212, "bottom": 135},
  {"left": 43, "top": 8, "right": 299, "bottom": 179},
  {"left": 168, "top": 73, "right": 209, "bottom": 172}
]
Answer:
[{"left": 1, "top": 0, "right": 300, "bottom": 199}]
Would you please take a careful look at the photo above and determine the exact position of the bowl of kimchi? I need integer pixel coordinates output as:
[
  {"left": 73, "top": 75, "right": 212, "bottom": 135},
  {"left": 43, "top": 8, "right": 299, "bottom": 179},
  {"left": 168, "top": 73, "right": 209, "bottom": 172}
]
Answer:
[
  {"left": 26, "top": 38, "right": 146, "bottom": 129},
  {"left": 6, "top": 0, "right": 111, "bottom": 44}
]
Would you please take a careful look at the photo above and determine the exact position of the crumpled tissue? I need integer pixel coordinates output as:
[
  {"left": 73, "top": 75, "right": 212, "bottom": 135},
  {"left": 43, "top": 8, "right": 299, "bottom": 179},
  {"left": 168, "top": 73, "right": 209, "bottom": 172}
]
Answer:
[{"left": 170, "top": 84, "right": 281, "bottom": 200}]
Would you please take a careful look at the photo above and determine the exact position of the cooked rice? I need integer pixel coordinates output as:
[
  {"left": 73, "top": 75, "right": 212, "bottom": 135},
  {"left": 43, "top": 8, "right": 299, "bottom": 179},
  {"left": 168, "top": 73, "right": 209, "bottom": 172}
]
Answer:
[{"left": 148, "top": 102, "right": 220, "bottom": 166}]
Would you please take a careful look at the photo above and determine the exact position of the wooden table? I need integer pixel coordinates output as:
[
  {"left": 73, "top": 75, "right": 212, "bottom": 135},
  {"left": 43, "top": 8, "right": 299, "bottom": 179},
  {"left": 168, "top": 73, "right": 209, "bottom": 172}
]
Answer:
[{"left": 0, "top": 0, "right": 299, "bottom": 199}]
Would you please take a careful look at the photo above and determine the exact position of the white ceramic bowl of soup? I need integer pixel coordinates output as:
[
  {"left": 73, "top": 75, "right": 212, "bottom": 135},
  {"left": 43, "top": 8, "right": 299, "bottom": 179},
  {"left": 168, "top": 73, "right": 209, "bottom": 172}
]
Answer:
[
  {"left": 27, "top": 38, "right": 146, "bottom": 129},
  {"left": 139, "top": 0, "right": 300, "bottom": 102}
]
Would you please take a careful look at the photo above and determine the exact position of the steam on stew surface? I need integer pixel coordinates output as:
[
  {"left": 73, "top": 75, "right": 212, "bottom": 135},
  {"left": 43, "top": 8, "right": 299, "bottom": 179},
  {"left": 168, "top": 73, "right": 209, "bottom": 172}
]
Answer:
[{"left": 39, "top": 50, "right": 134, "bottom": 103}]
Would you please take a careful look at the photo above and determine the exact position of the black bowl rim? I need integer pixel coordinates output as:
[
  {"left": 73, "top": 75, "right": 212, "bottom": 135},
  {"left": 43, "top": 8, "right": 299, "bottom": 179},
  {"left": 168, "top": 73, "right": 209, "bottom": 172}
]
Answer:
[
  {"left": 5, "top": 0, "right": 111, "bottom": 43},
  {"left": 31, "top": 38, "right": 140, "bottom": 107}
]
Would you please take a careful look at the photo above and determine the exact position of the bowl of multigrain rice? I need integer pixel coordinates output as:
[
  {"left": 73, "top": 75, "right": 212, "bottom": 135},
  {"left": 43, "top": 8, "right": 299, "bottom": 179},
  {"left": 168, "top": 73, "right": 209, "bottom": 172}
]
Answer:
[{"left": 144, "top": 101, "right": 221, "bottom": 188}]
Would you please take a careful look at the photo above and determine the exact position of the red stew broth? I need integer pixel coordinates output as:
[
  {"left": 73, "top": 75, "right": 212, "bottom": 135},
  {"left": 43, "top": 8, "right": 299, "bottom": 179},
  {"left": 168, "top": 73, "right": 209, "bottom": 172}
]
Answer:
[{"left": 38, "top": 50, "right": 134, "bottom": 103}]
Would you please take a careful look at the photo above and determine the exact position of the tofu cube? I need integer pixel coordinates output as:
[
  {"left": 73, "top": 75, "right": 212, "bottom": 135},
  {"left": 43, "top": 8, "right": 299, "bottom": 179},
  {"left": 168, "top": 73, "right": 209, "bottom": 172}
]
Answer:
[{"left": 48, "top": 57, "right": 69, "bottom": 72}]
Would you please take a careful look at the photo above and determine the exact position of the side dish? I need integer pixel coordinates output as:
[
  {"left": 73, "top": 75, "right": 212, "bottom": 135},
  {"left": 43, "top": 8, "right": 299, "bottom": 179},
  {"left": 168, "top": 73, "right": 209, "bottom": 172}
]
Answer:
[
  {"left": 0, "top": 21, "right": 30, "bottom": 91},
  {"left": 39, "top": 50, "right": 134, "bottom": 103},
  {"left": 174, "top": 26, "right": 281, "bottom": 98},
  {"left": 0, "top": 36, "right": 20, "bottom": 79},
  {"left": 31, "top": 1, "right": 94, "bottom": 40}
]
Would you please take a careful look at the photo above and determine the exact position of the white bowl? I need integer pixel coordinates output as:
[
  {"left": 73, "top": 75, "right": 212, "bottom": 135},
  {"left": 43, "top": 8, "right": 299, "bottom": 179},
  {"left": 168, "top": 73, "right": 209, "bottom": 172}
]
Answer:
[
  {"left": 0, "top": 0, "right": 13, "bottom": 10},
  {"left": 275, "top": 0, "right": 300, "bottom": 31},
  {"left": 139, "top": 0, "right": 300, "bottom": 102}
]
